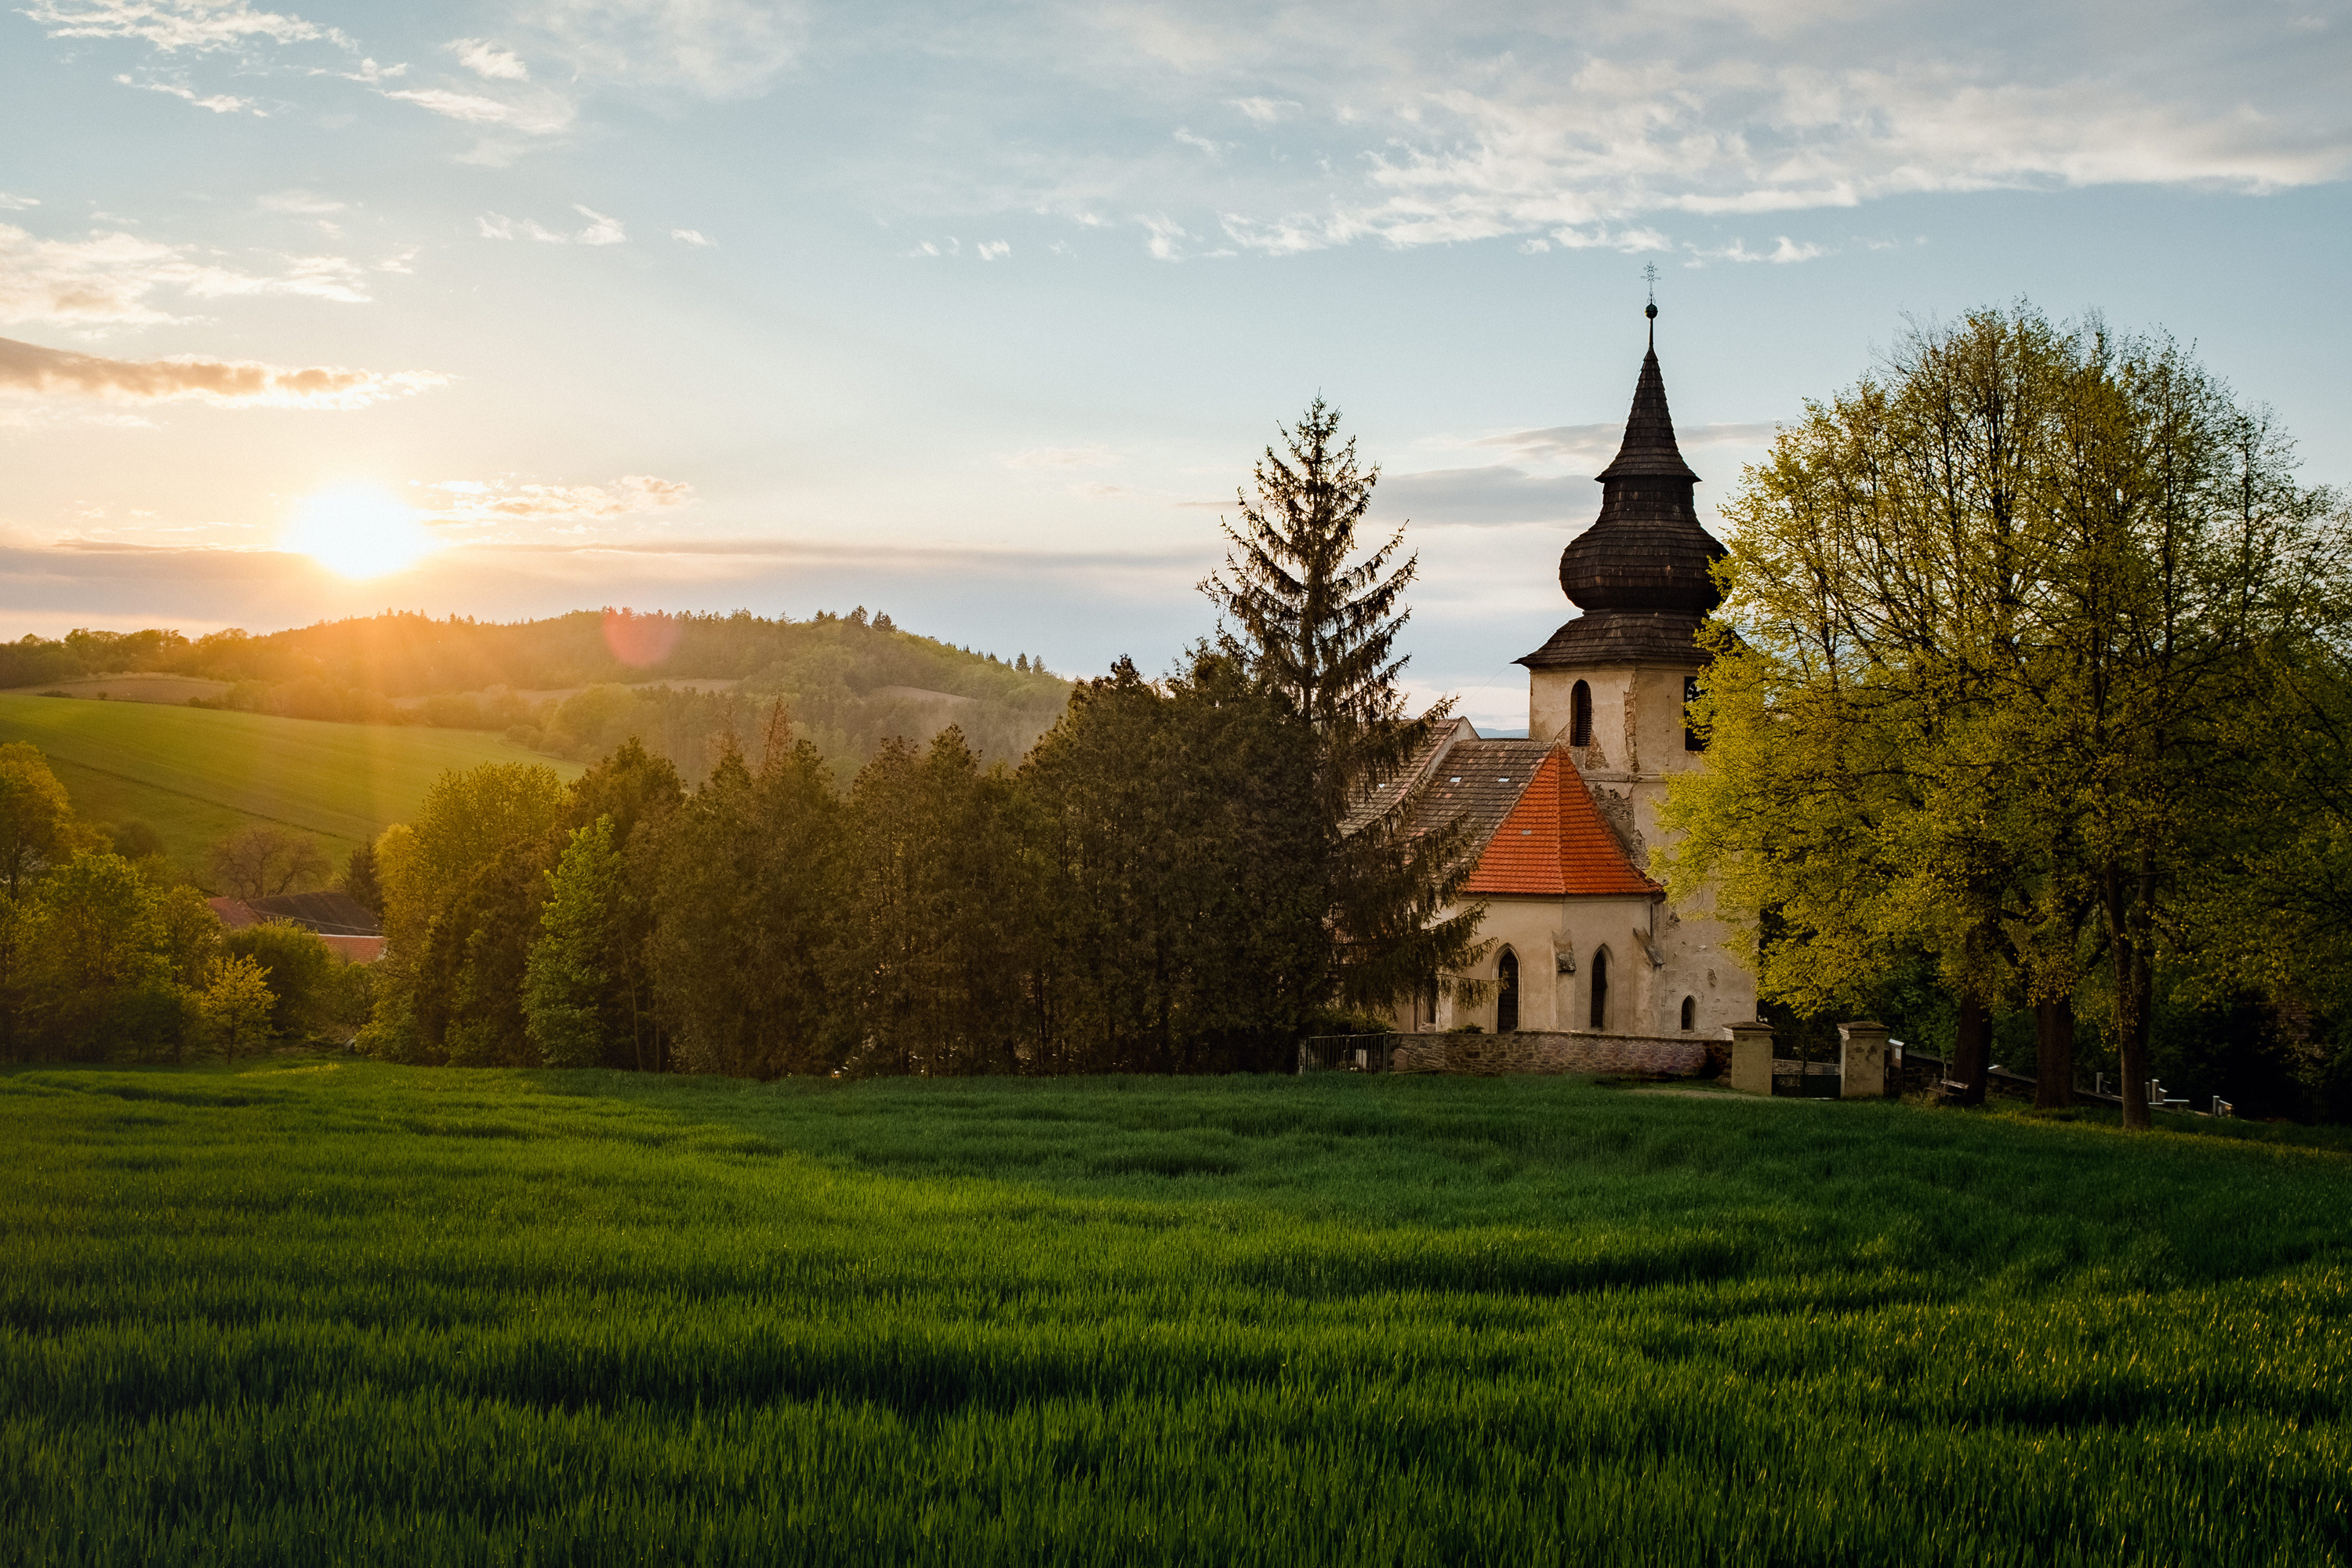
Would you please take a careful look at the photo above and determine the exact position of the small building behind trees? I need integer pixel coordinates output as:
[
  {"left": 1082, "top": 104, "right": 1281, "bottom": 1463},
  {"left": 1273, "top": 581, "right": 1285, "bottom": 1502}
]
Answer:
[{"left": 208, "top": 889, "right": 385, "bottom": 964}]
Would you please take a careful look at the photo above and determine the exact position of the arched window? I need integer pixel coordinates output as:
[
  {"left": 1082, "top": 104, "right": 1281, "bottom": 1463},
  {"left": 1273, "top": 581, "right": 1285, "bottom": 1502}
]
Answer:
[
  {"left": 1496, "top": 949, "right": 1520, "bottom": 1033},
  {"left": 1570, "top": 680, "right": 1593, "bottom": 746},
  {"left": 1680, "top": 996, "right": 1696, "bottom": 1032},
  {"left": 1684, "top": 674, "right": 1706, "bottom": 752},
  {"left": 1588, "top": 946, "right": 1610, "bottom": 1029}
]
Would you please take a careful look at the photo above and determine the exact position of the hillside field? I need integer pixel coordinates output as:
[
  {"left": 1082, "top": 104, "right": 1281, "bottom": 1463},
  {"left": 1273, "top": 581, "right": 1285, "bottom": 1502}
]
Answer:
[
  {"left": 0, "top": 695, "right": 583, "bottom": 866},
  {"left": 2, "top": 1065, "right": 2346, "bottom": 1566}
]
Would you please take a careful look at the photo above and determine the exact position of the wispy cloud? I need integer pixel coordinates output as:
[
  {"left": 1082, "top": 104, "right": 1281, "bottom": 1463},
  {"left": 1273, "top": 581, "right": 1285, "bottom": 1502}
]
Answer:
[
  {"left": 116, "top": 74, "right": 262, "bottom": 113},
  {"left": 670, "top": 227, "right": 715, "bottom": 246},
  {"left": 0, "top": 194, "right": 38, "bottom": 212},
  {"left": 948, "top": 4, "right": 2352, "bottom": 259},
  {"left": 1688, "top": 235, "right": 1828, "bottom": 264},
  {"left": 256, "top": 190, "right": 344, "bottom": 216},
  {"left": 1137, "top": 214, "right": 1189, "bottom": 261},
  {"left": 477, "top": 209, "right": 629, "bottom": 245},
  {"left": 21, "top": 0, "right": 343, "bottom": 52},
  {"left": 449, "top": 38, "right": 528, "bottom": 80},
  {"left": 0, "top": 223, "right": 374, "bottom": 325},
  {"left": 423, "top": 473, "right": 695, "bottom": 532},
  {"left": 1004, "top": 445, "right": 1116, "bottom": 469},
  {"left": 383, "top": 85, "right": 574, "bottom": 134},
  {"left": 0, "top": 334, "right": 445, "bottom": 407},
  {"left": 528, "top": 0, "right": 805, "bottom": 100},
  {"left": 1470, "top": 421, "right": 1780, "bottom": 463},
  {"left": 572, "top": 205, "right": 626, "bottom": 245},
  {"left": 1228, "top": 96, "right": 1300, "bottom": 125}
]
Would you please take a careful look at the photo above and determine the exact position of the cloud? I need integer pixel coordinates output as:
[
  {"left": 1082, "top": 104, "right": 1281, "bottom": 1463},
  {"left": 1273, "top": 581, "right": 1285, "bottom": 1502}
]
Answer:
[
  {"left": 975, "top": 238, "right": 1010, "bottom": 260},
  {"left": 572, "top": 205, "right": 626, "bottom": 245},
  {"left": 0, "top": 194, "right": 38, "bottom": 211},
  {"left": 670, "top": 227, "right": 714, "bottom": 246},
  {"left": 1472, "top": 421, "right": 1780, "bottom": 463},
  {"left": 0, "top": 335, "right": 446, "bottom": 407},
  {"left": 1228, "top": 96, "right": 1300, "bottom": 125},
  {"left": 1137, "top": 214, "right": 1189, "bottom": 260},
  {"left": 257, "top": 190, "right": 344, "bottom": 215},
  {"left": 528, "top": 0, "right": 804, "bottom": 99},
  {"left": 449, "top": 38, "right": 528, "bottom": 80},
  {"left": 423, "top": 473, "right": 696, "bottom": 532},
  {"left": 0, "top": 223, "right": 373, "bottom": 325},
  {"left": 1689, "top": 234, "right": 1828, "bottom": 264},
  {"left": 1004, "top": 445, "right": 1116, "bottom": 469},
  {"left": 383, "top": 86, "right": 574, "bottom": 134},
  {"left": 1377, "top": 465, "right": 1597, "bottom": 526},
  {"left": 20, "top": 0, "right": 341, "bottom": 52},
  {"left": 116, "top": 74, "right": 261, "bottom": 112},
  {"left": 478, "top": 212, "right": 567, "bottom": 243},
  {"left": 953, "top": 5, "right": 2352, "bottom": 260},
  {"left": 1173, "top": 127, "right": 1232, "bottom": 159},
  {"left": 477, "top": 209, "right": 629, "bottom": 245}
]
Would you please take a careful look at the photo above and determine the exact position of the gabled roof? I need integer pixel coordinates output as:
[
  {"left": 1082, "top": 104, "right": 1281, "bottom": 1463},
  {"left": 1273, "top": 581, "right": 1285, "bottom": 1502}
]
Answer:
[
  {"left": 207, "top": 889, "right": 381, "bottom": 938},
  {"left": 1340, "top": 715, "right": 1476, "bottom": 837},
  {"left": 208, "top": 894, "right": 385, "bottom": 964},
  {"left": 1401, "top": 738, "right": 1657, "bottom": 898},
  {"left": 1461, "top": 747, "right": 1660, "bottom": 898}
]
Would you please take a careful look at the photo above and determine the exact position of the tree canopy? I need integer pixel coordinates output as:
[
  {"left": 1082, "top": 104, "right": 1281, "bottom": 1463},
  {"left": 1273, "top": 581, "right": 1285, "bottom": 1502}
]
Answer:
[{"left": 1662, "top": 304, "right": 2351, "bottom": 1127}]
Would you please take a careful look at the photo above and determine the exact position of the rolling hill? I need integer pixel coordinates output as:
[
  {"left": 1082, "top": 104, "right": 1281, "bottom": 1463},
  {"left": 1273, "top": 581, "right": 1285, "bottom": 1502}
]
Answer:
[{"left": 0, "top": 695, "right": 582, "bottom": 868}]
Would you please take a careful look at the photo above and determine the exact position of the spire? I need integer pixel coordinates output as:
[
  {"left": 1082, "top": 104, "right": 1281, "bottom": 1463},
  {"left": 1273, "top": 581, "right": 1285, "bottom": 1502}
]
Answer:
[
  {"left": 1595, "top": 318, "right": 1698, "bottom": 483},
  {"left": 1517, "top": 304, "right": 1727, "bottom": 670}
]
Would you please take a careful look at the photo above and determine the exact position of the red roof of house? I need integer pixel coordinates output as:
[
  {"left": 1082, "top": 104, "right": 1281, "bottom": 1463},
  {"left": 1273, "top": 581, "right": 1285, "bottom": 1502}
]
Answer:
[{"left": 1460, "top": 746, "right": 1659, "bottom": 898}]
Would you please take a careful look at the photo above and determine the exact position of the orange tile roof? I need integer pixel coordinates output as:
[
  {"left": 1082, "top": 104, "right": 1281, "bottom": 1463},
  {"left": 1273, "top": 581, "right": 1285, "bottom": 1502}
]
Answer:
[{"left": 1461, "top": 747, "right": 1659, "bottom": 898}]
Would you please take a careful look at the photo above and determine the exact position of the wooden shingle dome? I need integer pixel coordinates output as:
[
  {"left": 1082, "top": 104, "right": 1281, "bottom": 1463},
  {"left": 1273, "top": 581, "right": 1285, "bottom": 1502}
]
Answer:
[{"left": 1519, "top": 316, "right": 1726, "bottom": 670}]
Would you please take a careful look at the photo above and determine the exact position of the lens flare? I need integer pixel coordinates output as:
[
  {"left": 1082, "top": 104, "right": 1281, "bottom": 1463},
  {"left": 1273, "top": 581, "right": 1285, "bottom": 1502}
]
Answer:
[{"left": 283, "top": 487, "right": 437, "bottom": 578}]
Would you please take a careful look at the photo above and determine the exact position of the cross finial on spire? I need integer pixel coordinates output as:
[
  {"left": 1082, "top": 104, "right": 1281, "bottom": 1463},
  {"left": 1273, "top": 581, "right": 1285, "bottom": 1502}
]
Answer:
[{"left": 1640, "top": 263, "right": 1661, "bottom": 347}]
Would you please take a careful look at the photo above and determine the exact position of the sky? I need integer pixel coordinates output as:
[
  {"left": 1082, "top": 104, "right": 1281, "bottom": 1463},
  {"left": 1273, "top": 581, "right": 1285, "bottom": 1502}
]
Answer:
[{"left": 2, "top": 0, "right": 2347, "bottom": 729}]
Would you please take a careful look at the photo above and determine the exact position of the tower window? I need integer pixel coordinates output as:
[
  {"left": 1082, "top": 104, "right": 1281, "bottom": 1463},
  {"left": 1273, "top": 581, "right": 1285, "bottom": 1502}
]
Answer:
[
  {"left": 1680, "top": 996, "right": 1696, "bottom": 1032},
  {"left": 1497, "top": 949, "right": 1520, "bottom": 1033},
  {"left": 1589, "top": 947, "right": 1610, "bottom": 1029},
  {"left": 1570, "top": 680, "right": 1593, "bottom": 747},
  {"left": 1684, "top": 674, "right": 1705, "bottom": 752}
]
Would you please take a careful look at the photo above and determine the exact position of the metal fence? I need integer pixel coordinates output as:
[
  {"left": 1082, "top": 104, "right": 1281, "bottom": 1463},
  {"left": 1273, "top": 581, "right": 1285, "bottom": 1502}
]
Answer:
[{"left": 1298, "top": 1035, "right": 1403, "bottom": 1075}]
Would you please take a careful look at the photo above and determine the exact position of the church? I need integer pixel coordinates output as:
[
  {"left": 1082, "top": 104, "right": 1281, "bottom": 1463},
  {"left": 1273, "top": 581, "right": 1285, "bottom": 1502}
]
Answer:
[{"left": 1384, "top": 310, "right": 1757, "bottom": 1063}]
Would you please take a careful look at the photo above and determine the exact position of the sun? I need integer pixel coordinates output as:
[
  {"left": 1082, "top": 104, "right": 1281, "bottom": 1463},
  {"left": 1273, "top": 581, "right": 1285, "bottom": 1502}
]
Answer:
[{"left": 283, "top": 486, "right": 438, "bottom": 578}]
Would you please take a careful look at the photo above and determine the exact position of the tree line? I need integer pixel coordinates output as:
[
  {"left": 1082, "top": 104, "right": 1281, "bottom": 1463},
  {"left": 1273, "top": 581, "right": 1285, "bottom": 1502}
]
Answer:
[
  {"left": 4, "top": 400, "right": 1481, "bottom": 1077},
  {"left": 0, "top": 745, "right": 367, "bottom": 1062}
]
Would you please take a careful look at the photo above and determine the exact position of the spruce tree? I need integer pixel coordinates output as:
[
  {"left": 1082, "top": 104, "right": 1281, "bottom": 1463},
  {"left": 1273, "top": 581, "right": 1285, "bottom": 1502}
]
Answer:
[{"left": 1203, "top": 399, "right": 1484, "bottom": 1014}]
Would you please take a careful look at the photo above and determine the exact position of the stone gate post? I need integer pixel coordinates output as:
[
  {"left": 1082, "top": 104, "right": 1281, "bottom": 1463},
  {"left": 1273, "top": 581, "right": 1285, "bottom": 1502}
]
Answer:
[
  {"left": 1726, "top": 1019, "right": 1774, "bottom": 1095},
  {"left": 1838, "top": 1021, "right": 1892, "bottom": 1100}
]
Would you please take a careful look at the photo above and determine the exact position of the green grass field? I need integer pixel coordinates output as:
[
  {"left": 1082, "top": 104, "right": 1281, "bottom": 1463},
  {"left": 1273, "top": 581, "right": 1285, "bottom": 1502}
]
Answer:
[
  {"left": 3, "top": 1065, "right": 2346, "bottom": 1565},
  {"left": 0, "top": 696, "right": 581, "bottom": 866}
]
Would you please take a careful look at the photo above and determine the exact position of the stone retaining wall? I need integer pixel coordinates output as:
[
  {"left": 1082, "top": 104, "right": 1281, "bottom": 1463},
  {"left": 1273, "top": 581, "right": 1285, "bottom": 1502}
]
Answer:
[{"left": 1390, "top": 1031, "right": 1708, "bottom": 1078}]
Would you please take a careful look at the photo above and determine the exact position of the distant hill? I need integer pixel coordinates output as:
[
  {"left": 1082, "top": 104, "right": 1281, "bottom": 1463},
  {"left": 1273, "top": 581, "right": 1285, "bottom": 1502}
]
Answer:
[
  {"left": 0, "top": 608, "right": 1078, "bottom": 782},
  {"left": 0, "top": 695, "right": 582, "bottom": 868}
]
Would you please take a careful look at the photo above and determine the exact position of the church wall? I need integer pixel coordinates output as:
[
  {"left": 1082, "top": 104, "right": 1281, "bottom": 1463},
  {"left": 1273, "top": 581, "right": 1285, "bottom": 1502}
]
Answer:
[{"left": 1422, "top": 892, "right": 1754, "bottom": 1041}]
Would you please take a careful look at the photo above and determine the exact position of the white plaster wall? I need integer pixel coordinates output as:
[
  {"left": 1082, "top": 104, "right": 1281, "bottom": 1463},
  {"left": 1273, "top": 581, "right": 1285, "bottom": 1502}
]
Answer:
[{"left": 1422, "top": 894, "right": 1755, "bottom": 1039}]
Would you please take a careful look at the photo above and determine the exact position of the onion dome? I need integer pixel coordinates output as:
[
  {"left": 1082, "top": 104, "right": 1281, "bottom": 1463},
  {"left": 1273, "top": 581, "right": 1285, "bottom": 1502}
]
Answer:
[{"left": 1520, "top": 309, "right": 1726, "bottom": 670}]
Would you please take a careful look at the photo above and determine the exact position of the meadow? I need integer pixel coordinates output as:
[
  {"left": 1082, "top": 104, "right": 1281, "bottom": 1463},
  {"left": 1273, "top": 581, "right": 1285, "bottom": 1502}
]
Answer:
[
  {"left": 2, "top": 1063, "right": 2347, "bottom": 1566},
  {"left": 0, "top": 696, "right": 579, "bottom": 865}
]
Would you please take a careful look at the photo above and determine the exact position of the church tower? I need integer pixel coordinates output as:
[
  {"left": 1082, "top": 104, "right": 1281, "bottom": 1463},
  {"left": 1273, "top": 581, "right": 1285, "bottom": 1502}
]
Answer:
[{"left": 1517, "top": 306, "right": 1725, "bottom": 869}]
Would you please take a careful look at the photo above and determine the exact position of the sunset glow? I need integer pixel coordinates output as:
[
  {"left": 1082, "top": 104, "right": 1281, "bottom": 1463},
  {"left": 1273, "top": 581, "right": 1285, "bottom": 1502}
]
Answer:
[{"left": 281, "top": 488, "right": 438, "bottom": 579}]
